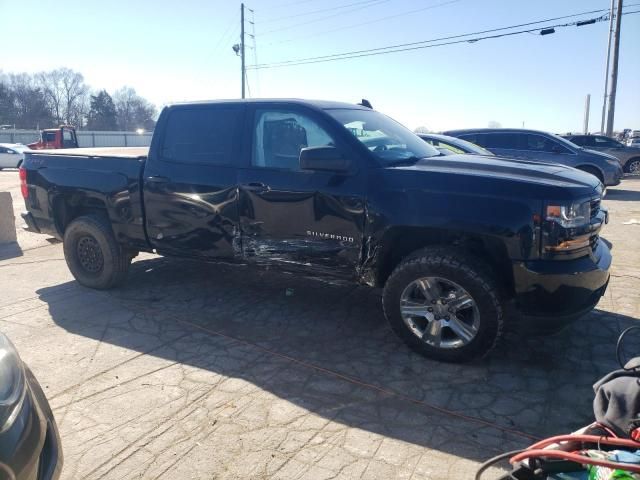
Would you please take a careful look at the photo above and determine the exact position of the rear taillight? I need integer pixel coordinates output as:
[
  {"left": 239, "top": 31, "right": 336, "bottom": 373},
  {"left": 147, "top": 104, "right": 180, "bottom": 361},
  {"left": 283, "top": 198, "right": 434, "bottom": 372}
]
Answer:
[{"left": 19, "top": 167, "right": 28, "bottom": 199}]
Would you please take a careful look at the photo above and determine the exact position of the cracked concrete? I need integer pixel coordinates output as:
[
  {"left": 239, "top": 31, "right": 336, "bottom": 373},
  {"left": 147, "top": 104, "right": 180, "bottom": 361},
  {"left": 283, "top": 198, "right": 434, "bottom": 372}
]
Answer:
[{"left": 1, "top": 172, "right": 639, "bottom": 479}]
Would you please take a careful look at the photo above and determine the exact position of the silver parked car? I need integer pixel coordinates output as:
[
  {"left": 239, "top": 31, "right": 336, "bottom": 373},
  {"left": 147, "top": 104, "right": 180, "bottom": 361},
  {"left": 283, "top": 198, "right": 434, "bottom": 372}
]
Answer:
[
  {"left": 0, "top": 143, "right": 29, "bottom": 170},
  {"left": 443, "top": 129, "right": 623, "bottom": 186},
  {"left": 417, "top": 133, "right": 494, "bottom": 156},
  {"left": 563, "top": 134, "right": 640, "bottom": 175}
]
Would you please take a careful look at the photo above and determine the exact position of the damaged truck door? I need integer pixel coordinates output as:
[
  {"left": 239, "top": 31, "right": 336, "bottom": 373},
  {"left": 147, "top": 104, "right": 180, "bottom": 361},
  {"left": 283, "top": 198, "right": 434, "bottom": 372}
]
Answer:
[
  {"left": 238, "top": 106, "right": 366, "bottom": 277},
  {"left": 143, "top": 104, "right": 244, "bottom": 259}
]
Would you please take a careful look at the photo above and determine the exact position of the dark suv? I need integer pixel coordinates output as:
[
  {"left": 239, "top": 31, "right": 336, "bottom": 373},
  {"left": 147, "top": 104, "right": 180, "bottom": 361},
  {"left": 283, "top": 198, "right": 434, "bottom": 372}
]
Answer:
[
  {"left": 562, "top": 134, "right": 640, "bottom": 175},
  {"left": 443, "top": 128, "right": 623, "bottom": 186}
]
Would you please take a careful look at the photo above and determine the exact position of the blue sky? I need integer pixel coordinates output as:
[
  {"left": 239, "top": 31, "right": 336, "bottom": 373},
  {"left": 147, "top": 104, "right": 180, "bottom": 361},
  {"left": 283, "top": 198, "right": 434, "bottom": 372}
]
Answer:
[{"left": 2, "top": 0, "right": 639, "bottom": 132}]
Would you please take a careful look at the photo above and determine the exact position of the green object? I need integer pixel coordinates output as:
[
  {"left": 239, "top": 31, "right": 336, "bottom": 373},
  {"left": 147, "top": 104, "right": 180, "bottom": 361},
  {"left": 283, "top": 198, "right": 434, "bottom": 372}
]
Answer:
[{"left": 586, "top": 450, "right": 640, "bottom": 480}]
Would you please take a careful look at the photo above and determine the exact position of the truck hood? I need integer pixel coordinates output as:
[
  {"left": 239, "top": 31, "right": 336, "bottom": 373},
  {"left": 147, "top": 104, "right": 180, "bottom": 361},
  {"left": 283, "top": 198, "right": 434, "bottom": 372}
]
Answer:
[{"left": 390, "top": 154, "right": 601, "bottom": 199}]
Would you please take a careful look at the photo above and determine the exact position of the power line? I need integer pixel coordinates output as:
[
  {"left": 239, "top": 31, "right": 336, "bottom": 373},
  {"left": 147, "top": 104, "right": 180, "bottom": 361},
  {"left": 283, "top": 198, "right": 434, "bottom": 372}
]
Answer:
[
  {"left": 259, "top": 0, "right": 388, "bottom": 24},
  {"left": 249, "top": 10, "right": 639, "bottom": 70},
  {"left": 251, "top": 7, "right": 637, "bottom": 69},
  {"left": 259, "top": 0, "right": 392, "bottom": 35},
  {"left": 212, "top": 12, "right": 240, "bottom": 55},
  {"left": 269, "top": 0, "right": 317, "bottom": 9},
  {"left": 265, "top": 0, "right": 461, "bottom": 46},
  {"left": 256, "top": 7, "right": 612, "bottom": 66}
]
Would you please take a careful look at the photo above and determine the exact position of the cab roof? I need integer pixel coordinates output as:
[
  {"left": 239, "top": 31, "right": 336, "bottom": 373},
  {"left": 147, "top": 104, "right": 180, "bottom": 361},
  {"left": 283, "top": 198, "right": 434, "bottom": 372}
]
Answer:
[{"left": 165, "top": 98, "right": 371, "bottom": 111}]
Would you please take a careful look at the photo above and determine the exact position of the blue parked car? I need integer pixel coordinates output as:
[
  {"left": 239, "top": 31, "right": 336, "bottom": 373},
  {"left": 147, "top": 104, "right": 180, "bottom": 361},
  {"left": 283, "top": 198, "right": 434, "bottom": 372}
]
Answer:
[{"left": 442, "top": 128, "right": 623, "bottom": 186}]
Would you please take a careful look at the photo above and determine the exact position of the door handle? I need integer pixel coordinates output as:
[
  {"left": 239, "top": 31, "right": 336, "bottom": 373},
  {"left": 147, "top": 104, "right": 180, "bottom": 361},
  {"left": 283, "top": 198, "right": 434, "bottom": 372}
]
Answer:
[
  {"left": 146, "top": 175, "right": 170, "bottom": 184},
  {"left": 244, "top": 182, "right": 270, "bottom": 192}
]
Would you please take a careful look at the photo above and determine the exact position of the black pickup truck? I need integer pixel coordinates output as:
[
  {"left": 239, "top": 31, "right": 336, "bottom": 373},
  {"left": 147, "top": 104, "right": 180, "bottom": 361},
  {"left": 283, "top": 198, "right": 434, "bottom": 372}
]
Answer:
[{"left": 20, "top": 99, "right": 611, "bottom": 362}]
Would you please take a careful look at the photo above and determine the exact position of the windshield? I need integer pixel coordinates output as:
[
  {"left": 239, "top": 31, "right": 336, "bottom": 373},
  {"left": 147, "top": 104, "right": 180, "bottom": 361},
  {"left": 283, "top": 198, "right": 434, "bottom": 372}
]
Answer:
[{"left": 326, "top": 108, "right": 440, "bottom": 164}]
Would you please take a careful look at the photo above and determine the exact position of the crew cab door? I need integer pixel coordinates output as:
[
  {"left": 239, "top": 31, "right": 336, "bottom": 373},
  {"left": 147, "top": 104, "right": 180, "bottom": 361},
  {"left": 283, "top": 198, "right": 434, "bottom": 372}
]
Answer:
[
  {"left": 143, "top": 104, "right": 244, "bottom": 259},
  {"left": 238, "top": 106, "right": 366, "bottom": 278}
]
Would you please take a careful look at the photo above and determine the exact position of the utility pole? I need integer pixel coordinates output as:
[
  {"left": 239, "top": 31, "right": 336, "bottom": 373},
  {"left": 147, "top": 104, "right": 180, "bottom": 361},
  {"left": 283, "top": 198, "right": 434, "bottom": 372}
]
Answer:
[
  {"left": 605, "top": 0, "right": 623, "bottom": 137},
  {"left": 583, "top": 94, "right": 591, "bottom": 134},
  {"left": 241, "top": 3, "right": 246, "bottom": 99},
  {"left": 600, "top": 0, "right": 616, "bottom": 133}
]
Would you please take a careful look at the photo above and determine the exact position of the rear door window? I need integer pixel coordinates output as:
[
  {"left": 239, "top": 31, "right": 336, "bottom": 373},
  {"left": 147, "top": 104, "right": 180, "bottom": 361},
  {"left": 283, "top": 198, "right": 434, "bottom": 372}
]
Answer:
[
  {"left": 482, "top": 133, "right": 519, "bottom": 149},
  {"left": 161, "top": 107, "right": 243, "bottom": 165},
  {"left": 458, "top": 133, "right": 488, "bottom": 147},
  {"left": 523, "top": 134, "right": 572, "bottom": 154}
]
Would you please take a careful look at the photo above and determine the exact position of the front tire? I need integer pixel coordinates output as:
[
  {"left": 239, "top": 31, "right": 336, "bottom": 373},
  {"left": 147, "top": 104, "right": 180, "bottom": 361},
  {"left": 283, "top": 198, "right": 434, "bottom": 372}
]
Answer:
[
  {"left": 63, "top": 215, "right": 130, "bottom": 289},
  {"left": 382, "top": 247, "right": 504, "bottom": 362},
  {"left": 625, "top": 158, "right": 640, "bottom": 175}
]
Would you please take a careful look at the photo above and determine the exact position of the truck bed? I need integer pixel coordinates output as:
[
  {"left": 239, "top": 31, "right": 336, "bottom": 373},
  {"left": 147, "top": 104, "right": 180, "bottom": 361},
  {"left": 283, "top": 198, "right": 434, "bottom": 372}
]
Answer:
[{"left": 23, "top": 148, "right": 149, "bottom": 250}]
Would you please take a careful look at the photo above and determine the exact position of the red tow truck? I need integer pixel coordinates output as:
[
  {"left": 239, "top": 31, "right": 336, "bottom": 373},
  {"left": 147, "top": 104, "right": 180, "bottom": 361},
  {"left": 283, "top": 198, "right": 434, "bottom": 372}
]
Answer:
[{"left": 28, "top": 125, "right": 78, "bottom": 150}]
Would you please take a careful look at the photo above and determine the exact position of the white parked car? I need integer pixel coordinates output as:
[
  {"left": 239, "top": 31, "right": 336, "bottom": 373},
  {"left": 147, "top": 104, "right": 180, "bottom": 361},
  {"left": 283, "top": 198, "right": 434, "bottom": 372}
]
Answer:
[
  {"left": 627, "top": 137, "right": 640, "bottom": 147},
  {"left": 0, "top": 143, "right": 29, "bottom": 169}
]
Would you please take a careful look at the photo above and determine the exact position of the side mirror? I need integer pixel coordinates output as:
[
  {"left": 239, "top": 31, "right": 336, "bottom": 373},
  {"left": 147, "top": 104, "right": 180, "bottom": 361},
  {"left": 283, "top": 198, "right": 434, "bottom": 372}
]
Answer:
[{"left": 300, "top": 146, "right": 351, "bottom": 172}]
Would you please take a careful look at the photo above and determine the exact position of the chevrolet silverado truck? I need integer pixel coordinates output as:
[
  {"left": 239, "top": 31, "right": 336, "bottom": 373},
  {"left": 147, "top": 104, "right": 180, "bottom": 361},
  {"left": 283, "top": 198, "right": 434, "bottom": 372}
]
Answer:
[{"left": 20, "top": 99, "right": 611, "bottom": 362}]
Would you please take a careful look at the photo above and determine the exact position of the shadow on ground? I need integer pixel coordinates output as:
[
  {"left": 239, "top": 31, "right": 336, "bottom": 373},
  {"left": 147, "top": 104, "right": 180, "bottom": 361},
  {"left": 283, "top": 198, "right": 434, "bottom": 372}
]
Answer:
[
  {"left": 36, "top": 255, "right": 637, "bottom": 463},
  {"left": 605, "top": 188, "right": 640, "bottom": 202},
  {"left": 0, "top": 242, "right": 23, "bottom": 260}
]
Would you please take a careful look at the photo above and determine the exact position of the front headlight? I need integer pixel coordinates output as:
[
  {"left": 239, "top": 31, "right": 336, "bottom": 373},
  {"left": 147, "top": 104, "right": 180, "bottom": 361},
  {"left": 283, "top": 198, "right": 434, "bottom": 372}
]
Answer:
[
  {"left": 546, "top": 200, "right": 591, "bottom": 228},
  {"left": 0, "top": 333, "right": 26, "bottom": 432}
]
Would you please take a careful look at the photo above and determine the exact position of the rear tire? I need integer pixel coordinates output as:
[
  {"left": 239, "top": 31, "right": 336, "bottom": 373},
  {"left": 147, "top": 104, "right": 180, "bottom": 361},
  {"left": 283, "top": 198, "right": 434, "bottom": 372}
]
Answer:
[
  {"left": 382, "top": 247, "right": 504, "bottom": 363},
  {"left": 577, "top": 166, "right": 604, "bottom": 184},
  {"left": 63, "top": 215, "right": 130, "bottom": 289}
]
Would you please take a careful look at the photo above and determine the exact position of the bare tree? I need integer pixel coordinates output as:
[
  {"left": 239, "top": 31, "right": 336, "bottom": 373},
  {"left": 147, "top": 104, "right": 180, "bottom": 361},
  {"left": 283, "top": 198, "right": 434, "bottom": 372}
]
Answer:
[
  {"left": 414, "top": 126, "right": 431, "bottom": 134},
  {"left": 8, "top": 73, "right": 53, "bottom": 129},
  {"left": 37, "top": 68, "right": 88, "bottom": 126},
  {"left": 113, "top": 86, "right": 156, "bottom": 131},
  {"left": 488, "top": 120, "right": 502, "bottom": 128}
]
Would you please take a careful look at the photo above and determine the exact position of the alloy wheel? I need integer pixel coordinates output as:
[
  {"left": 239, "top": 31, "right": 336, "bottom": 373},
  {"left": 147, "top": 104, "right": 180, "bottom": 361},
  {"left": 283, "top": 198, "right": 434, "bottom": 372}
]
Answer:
[{"left": 399, "top": 276, "right": 480, "bottom": 349}]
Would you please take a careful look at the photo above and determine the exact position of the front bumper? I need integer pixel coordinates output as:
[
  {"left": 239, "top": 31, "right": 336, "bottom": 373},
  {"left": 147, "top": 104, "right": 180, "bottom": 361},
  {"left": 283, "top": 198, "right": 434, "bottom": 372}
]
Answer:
[
  {"left": 0, "top": 368, "right": 62, "bottom": 480},
  {"left": 604, "top": 163, "right": 624, "bottom": 186},
  {"left": 512, "top": 240, "right": 611, "bottom": 328}
]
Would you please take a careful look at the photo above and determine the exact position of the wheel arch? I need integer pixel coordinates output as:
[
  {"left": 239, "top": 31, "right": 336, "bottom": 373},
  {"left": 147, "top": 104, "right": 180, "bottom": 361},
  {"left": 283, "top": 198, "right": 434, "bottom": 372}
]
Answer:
[
  {"left": 372, "top": 226, "right": 515, "bottom": 296},
  {"left": 52, "top": 193, "right": 110, "bottom": 237}
]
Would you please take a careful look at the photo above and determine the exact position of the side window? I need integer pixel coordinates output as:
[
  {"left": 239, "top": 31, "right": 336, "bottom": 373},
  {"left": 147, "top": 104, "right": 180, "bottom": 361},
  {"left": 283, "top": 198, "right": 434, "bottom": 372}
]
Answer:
[
  {"left": 62, "top": 129, "right": 75, "bottom": 148},
  {"left": 524, "top": 134, "right": 571, "bottom": 154},
  {"left": 252, "top": 110, "right": 335, "bottom": 170},
  {"left": 483, "top": 133, "right": 518, "bottom": 149},
  {"left": 569, "top": 136, "right": 588, "bottom": 147},
  {"left": 43, "top": 132, "right": 56, "bottom": 142},
  {"left": 459, "top": 133, "right": 487, "bottom": 146},
  {"left": 161, "top": 107, "right": 242, "bottom": 165},
  {"left": 594, "top": 136, "right": 616, "bottom": 147}
]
